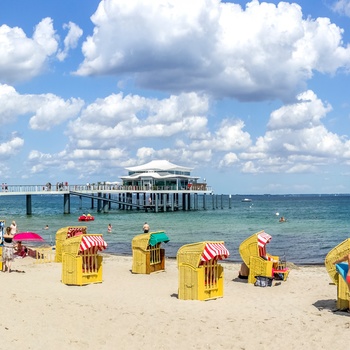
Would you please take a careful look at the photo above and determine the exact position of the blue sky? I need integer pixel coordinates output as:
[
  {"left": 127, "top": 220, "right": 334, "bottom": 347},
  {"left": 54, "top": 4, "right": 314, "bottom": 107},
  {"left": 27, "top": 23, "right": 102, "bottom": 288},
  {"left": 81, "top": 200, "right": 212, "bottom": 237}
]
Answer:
[{"left": 1, "top": 0, "right": 350, "bottom": 194}]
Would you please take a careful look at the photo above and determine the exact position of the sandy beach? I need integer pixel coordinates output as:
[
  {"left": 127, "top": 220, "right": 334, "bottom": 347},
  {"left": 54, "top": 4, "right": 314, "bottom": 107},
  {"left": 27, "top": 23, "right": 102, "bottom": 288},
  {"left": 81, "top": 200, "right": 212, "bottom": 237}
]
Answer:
[{"left": 0, "top": 255, "right": 349, "bottom": 350}]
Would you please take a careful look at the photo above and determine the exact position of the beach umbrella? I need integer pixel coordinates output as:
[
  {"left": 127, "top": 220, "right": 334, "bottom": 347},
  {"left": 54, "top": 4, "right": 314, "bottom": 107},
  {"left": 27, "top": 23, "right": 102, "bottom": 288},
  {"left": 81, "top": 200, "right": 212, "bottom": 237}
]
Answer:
[{"left": 13, "top": 232, "right": 44, "bottom": 242}]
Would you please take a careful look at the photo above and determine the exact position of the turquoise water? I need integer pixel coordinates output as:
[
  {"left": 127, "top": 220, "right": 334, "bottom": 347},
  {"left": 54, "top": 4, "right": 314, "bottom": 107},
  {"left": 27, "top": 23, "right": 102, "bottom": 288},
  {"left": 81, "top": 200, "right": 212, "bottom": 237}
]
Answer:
[{"left": 1, "top": 194, "right": 349, "bottom": 265}]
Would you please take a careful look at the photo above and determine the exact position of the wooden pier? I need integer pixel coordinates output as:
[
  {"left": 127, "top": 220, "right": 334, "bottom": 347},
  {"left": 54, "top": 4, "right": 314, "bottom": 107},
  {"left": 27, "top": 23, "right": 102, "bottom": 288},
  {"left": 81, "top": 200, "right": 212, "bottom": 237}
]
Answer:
[{"left": 0, "top": 184, "right": 232, "bottom": 215}]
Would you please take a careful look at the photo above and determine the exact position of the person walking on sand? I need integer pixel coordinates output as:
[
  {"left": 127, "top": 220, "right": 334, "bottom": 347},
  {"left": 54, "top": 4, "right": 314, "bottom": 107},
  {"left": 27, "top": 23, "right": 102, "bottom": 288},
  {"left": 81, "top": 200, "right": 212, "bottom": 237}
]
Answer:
[
  {"left": 143, "top": 222, "right": 150, "bottom": 233},
  {"left": 2, "top": 227, "right": 15, "bottom": 272},
  {"left": 333, "top": 253, "right": 350, "bottom": 310}
]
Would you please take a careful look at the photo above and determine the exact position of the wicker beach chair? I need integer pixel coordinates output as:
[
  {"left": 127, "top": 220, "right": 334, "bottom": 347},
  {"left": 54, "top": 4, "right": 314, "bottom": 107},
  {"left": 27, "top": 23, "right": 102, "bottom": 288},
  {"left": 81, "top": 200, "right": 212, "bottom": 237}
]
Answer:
[
  {"left": 325, "top": 238, "right": 350, "bottom": 310},
  {"left": 55, "top": 226, "right": 87, "bottom": 262},
  {"left": 239, "top": 230, "right": 289, "bottom": 284},
  {"left": 131, "top": 231, "right": 170, "bottom": 274},
  {"left": 177, "top": 241, "right": 229, "bottom": 300},
  {"left": 29, "top": 245, "right": 56, "bottom": 263},
  {"left": 61, "top": 234, "right": 107, "bottom": 286}
]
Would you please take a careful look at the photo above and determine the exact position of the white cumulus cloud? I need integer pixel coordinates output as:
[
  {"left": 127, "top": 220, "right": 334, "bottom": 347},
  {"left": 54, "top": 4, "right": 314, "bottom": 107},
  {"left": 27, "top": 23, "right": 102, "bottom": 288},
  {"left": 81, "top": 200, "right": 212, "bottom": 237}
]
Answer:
[
  {"left": 0, "top": 18, "right": 58, "bottom": 83},
  {"left": 75, "top": 0, "right": 350, "bottom": 101},
  {"left": 57, "top": 22, "right": 83, "bottom": 61}
]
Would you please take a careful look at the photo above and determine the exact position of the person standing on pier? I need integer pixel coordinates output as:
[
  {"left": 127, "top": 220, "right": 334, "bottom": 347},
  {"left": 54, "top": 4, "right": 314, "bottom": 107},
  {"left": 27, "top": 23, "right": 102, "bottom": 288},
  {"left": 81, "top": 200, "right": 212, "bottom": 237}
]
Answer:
[{"left": 143, "top": 222, "right": 150, "bottom": 233}]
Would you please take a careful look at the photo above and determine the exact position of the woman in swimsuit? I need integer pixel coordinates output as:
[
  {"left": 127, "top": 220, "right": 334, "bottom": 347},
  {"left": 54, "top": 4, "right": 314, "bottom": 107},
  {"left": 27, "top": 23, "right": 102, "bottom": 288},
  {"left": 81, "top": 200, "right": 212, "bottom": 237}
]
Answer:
[{"left": 334, "top": 253, "right": 350, "bottom": 286}]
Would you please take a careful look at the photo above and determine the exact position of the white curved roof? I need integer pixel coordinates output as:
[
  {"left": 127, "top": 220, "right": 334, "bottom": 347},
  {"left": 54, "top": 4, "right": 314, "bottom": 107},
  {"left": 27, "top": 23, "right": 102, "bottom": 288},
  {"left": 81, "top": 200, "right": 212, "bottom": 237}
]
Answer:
[
  {"left": 120, "top": 172, "right": 199, "bottom": 180},
  {"left": 126, "top": 160, "right": 193, "bottom": 172}
]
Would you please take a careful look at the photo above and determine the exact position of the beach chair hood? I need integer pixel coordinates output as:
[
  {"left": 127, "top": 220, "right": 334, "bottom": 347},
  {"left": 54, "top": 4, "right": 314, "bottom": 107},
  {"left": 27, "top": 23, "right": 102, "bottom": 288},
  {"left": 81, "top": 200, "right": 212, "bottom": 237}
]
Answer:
[
  {"left": 79, "top": 235, "right": 107, "bottom": 252},
  {"left": 177, "top": 241, "right": 229, "bottom": 269},
  {"left": 149, "top": 232, "right": 170, "bottom": 247},
  {"left": 200, "top": 242, "right": 230, "bottom": 262}
]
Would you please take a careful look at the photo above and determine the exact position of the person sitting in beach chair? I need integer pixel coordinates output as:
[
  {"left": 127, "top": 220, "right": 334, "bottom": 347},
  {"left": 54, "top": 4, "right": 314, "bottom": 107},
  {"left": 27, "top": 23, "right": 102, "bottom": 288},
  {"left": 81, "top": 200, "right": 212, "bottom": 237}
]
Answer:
[
  {"left": 239, "top": 230, "right": 289, "bottom": 284},
  {"left": 14, "top": 241, "right": 28, "bottom": 258}
]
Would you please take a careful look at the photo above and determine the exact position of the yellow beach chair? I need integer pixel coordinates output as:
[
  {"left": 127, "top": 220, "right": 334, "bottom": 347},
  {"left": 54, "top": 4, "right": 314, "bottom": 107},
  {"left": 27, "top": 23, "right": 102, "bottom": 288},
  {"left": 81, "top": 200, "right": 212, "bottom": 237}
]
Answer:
[
  {"left": 55, "top": 226, "right": 87, "bottom": 262},
  {"left": 239, "top": 230, "right": 290, "bottom": 284},
  {"left": 61, "top": 233, "right": 107, "bottom": 286},
  {"left": 177, "top": 241, "right": 229, "bottom": 300},
  {"left": 132, "top": 231, "right": 170, "bottom": 274},
  {"left": 325, "top": 238, "right": 350, "bottom": 310}
]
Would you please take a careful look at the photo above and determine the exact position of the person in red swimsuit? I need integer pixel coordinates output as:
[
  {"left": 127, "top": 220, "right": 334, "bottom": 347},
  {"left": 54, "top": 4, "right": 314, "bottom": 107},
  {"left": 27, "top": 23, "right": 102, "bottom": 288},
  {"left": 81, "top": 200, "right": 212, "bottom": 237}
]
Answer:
[{"left": 334, "top": 253, "right": 350, "bottom": 288}]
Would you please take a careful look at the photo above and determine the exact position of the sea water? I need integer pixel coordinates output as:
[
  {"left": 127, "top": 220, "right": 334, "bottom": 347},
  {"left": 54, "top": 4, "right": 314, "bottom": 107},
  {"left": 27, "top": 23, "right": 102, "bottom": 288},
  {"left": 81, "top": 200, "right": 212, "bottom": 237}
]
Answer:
[{"left": 1, "top": 194, "right": 349, "bottom": 265}]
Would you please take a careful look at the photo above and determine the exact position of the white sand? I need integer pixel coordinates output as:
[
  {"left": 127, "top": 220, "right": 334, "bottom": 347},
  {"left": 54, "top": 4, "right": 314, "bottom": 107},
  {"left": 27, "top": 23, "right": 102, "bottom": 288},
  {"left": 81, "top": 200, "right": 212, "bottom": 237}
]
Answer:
[{"left": 0, "top": 255, "right": 349, "bottom": 350}]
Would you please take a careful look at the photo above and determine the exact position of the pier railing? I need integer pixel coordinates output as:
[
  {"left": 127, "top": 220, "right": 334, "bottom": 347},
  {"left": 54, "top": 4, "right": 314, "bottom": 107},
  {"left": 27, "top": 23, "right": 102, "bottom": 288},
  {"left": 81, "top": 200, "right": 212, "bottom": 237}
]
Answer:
[{"left": 0, "top": 184, "right": 212, "bottom": 193}]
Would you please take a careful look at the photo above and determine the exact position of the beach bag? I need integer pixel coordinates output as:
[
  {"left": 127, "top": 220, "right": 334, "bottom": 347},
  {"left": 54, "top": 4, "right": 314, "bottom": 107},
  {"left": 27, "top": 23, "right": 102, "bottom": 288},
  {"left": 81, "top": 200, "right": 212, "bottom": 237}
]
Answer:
[{"left": 254, "top": 276, "right": 273, "bottom": 287}]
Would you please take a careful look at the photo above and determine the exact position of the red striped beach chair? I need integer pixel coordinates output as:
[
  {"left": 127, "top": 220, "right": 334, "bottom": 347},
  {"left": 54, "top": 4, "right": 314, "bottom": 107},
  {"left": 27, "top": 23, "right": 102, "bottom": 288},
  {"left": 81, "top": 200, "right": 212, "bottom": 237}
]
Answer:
[
  {"left": 239, "top": 230, "right": 290, "bottom": 284},
  {"left": 61, "top": 234, "right": 107, "bottom": 286},
  {"left": 177, "top": 241, "right": 229, "bottom": 300},
  {"left": 55, "top": 226, "right": 87, "bottom": 262}
]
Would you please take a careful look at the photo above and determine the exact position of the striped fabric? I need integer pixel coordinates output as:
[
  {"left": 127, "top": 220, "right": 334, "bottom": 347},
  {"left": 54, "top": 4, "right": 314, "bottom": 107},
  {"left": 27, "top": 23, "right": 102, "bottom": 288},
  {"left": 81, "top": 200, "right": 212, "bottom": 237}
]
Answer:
[
  {"left": 67, "top": 228, "right": 84, "bottom": 238},
  {"left": 79, "top": 235, "right": 108, "bottom": 252},
  {"left": 258, "top": 232, "right": 272, "bottom": 247},
  {"left": 200, "top": 243, "right": 230, "bottom": 262}
]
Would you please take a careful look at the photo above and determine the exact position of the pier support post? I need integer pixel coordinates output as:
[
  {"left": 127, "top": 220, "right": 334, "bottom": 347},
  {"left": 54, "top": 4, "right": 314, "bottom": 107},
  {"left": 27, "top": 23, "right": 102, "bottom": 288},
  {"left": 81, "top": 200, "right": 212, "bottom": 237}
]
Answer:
[
  {"left": 26, "top": 194, "right": 32, "bottom": 215},
  {"left": 203, "top": 194, "right": 206, "bottom": 210},
  {"left": 64, "top": 193, "right": 70, "bottom": 214},
  {"left": 127, "top": 192, "right": 133, "bottom": 210},
  {"left": 229, "top": 195, "right": 231, "bottom": 209},
  {"left": 163, "top": 193, "right": 166, "bottom": 212},
  {"left": 155, "top": 193, "right": 159, "bottom": 212},
  {"left": 97, "top": 192, "right": 102, "bottom": 212},
  {"left": 184, "top": 193, "right": 191, "bottom": 210},
  {"left": 103, "top": 194, "right": 109, "bottom": 213},
  {"left": 171, "top": 194, "right": 174, "bottom": 211},
  {"left": 136, "top": 193, "right": 140, "bottom": 210}
]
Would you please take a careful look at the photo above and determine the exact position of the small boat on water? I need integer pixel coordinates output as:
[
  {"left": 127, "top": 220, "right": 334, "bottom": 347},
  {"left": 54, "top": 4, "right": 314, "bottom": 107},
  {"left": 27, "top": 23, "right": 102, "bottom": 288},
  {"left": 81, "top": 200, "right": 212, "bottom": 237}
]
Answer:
[
  {"left": 78, "top": 214, "right": 95, "bottom": 221},
  {"left": 241, "top": 198, "right": 252, "bottom": 202}
]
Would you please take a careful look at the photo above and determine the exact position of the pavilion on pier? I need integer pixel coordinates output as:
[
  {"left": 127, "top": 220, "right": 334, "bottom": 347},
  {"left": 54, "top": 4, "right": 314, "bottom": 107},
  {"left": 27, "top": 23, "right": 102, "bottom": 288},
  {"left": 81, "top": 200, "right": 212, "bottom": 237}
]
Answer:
[{"left": 120, "top": 160, "right": 207, "bottom": 191}]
